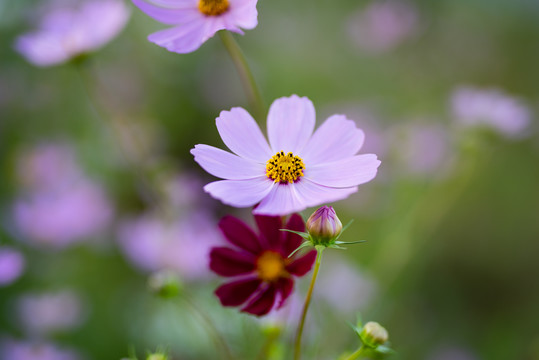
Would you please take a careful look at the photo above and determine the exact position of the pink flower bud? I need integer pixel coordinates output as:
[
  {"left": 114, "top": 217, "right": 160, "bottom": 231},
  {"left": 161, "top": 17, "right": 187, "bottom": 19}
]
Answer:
[{"left": 306, "top": 206, "right": 343, "bottom": 245}]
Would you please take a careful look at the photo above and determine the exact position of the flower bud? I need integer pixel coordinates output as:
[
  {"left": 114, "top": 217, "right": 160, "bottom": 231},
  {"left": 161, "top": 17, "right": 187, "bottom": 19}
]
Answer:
[
  {"left": 146, "top": 353, "right": 167, "bottom": 360},
  {"left": 148, "top": 270, "right": 182, "bottom": 298},
  {"left": 306, "top": 206, "right": 343, "bottom": 245},
  {"left": 360, "top": 321, "right": 388, "bottom": 347}
]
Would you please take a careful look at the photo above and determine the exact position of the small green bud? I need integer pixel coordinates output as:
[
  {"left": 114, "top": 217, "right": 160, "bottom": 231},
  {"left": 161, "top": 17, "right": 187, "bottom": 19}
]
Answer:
[
  {"left": 360, "top": 321, "right": 389, "bottom": 348},
  {"left": 306, "top": 206, "right": 342, "bottom": 246},
  {"left": 148, "top": 270, "right": 182, "bottom": 298},
  {"left": 146, "top": 354, "right": 167, "bottom": 360}
]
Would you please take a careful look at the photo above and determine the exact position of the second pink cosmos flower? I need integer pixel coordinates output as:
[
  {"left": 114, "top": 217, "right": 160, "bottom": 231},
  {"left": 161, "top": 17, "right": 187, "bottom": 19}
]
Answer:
[{"left": 191, "top": 95, "right": 381, "bottom": 216}]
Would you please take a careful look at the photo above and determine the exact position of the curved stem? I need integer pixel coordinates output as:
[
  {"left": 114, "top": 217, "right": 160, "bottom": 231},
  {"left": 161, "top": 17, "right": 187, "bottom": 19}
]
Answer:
[
  {"left": 294, "top": 248, "right": 323, "bottom": 360},
  {"left": 343, "top": 345, "right": 365, "bottom": 360},
  {"left": 182, "top": 292, "right": 234, "bottom": 360},
  {"left": 219, "top": 30, "right": 265, "bottom": 123}
]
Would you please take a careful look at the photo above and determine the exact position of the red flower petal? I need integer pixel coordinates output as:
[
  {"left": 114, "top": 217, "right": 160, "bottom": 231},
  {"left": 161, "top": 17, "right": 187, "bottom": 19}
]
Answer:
[
  {"left": 275, "top": 277, "right": 294, "bottom": 309},
  {"left": 282, "top": 213, "right": 305, "bottom": 257},
  {"left": 218, "top": 215, "right": 262, "bottom": 254},
  {"left": 286, "top": 250, "right": 316, "bottom": 276},
  {"left": 215, "top": 277, "right": 262, "bottom": 307},
  {"left": 255, "top": 215, "right": 282, "bottom": 250},
  {"left": 210, "top": 247, "right": 256, "bottom": 277},
  {"left": 241, "top": 284, "right": 277, "bottom": 316}
]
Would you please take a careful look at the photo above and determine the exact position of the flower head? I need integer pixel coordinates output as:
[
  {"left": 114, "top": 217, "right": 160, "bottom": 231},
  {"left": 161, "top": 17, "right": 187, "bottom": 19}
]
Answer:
[
  {"left": 15, "top": 0, "right": 130, "bottom": 67},
  {"left": 191, "top": 95, "right": 381, "bottom": 216},
  {"left": 132, "top": 0, "right": 258, "bottom": 54},
  {"left": 210, "top": 214, "right": 316, "bottom": 316}
]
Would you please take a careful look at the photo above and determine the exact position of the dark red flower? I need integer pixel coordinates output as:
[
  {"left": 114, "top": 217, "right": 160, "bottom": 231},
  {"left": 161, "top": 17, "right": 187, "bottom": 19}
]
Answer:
[{"left": 210, "top": 214, "right": 317, "bottom": 316}]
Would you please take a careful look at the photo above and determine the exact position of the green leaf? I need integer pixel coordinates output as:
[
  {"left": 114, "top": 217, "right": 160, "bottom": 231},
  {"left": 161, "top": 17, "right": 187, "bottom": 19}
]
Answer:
[{"left": 280, "top": 229, "right": 310, "bottom": 239}]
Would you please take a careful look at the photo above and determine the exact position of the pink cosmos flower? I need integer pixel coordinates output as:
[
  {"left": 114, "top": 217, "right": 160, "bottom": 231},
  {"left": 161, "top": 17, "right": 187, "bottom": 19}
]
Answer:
[
  {"left": 132, "top": 0, "right": 258, "bottom": 54},
  {"left": 15, "top": 0, "right": 130, "bottom": 67},
  {"left": 191, "top": 95, "right": 381, "bottom": 216},
  {"left": 451, "top": 86, "right": 532, "bottom": 138},
  {"left": 17, "top": 290, "right": 86, "bottom": 336},
  {"left": 117, "top": 211, "right": 223, "bottom": 281},
  {"left": 0, "top": 247, "right": 25, "bottom": 286}
]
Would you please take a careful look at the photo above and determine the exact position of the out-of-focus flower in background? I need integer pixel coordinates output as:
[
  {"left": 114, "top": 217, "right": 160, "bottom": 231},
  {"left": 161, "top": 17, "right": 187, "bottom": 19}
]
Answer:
[
  {"left": 132, "top": 0, "right": 258, "bottom": 54},
  {"left": 389, "top": 122, "right": 454, "bottom": 178},
  {"left": 14, "top": 0, "right": 130, "bottom": 67},
  {"left": 346, "top": 0, "right": 420, "bottom": 55},
  {"left": 210, "top": 214, "right": 316, "bottom": 316},
  {"left": 316, "top": 254, "right": 377, "bottom": 315},
  {"left": 117, "top": 211, "right": 222, "bottom": 281},
  {"left": 16, "top": 290, "right": 86, "bottom": 336},
  {"left": 0, "top": 339, "right": 82, "bottom": 360},
  {"left": 0, "top": 247, "right": 25, "bottom": 286},
  {"left": 191, "top": 95, "right": 381, "bottom": 215},
  {"left": 451, "top": 86, "right": 532, "bottom": 139},
  {"left": 13, "top": 143, "right": 114, "bottom": 249}
]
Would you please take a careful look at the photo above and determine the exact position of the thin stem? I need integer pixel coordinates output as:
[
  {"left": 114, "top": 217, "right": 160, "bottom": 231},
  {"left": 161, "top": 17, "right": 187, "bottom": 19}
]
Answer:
[
  {"left": 219, "top": 30, "right": 265, "bottom": 122},
  {"left": 182, "top": 292, "right": 234, "bottom": 360},
  {"left": 343, "top": 345, "right": 366, "bottom": 360},
  {"left": 294, "top": 248, "right": 323, "bottom": 360}
]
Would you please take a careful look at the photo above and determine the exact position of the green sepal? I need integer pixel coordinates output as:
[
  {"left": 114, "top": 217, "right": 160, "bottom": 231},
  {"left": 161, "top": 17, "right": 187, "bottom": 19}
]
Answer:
[
  {"left": 287, "top": 240, "right": 313, "bottom": 258},
  {"left": 334, "top": 219, "right": 354, "bottom": 241},
  {"left": 279, "top": 228, "right": 310, "bottom": 240},
  {"left": 334, "top": 240, "right": 366, "bottom": 245}
]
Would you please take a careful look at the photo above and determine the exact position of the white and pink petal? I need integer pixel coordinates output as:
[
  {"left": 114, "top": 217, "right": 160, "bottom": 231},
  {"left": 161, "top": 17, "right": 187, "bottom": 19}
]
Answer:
[
  {"left": 267, "top": 95, "right": 315, "bottom": 154},
  {"left": 216, "top": 107, "right": 272, "bottom": 162},
  {"left": 305, "top": 154, "right": 381, "bottom": 188},
  {"left": 300, "top": 114, "right": 365, "bottom": 164},
  {"left": 191, "top": 144, "right": 264, "bottom": 180},
  {"left": 204, "top": 177, "right": 274, "bottom": 208}
]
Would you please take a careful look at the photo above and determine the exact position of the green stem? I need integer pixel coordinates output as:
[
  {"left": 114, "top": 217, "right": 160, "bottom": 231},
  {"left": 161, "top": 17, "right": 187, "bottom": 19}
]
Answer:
[
  {"left": 343, "top": 345, "right": 366, "bottom": 360},
  {"left": 182, "top": 293, "right": 234, "bottom": 360},
  {"left": 219, "top": 30, "right": 265, "bottom": 122},
  {"left": 294, "top": 248, "right": 323, "bottom": 360}
]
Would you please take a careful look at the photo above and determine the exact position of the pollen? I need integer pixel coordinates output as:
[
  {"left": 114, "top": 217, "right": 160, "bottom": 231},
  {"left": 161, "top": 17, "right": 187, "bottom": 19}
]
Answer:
[
  {"left": 266, "top": 151, "right": 305, "bottom": 184},
  {"left": 256, "top": 251, "right": 287, "bottom": 282},
  {"left": 198, "top": 0, "right": 230, "bottom": 16}
]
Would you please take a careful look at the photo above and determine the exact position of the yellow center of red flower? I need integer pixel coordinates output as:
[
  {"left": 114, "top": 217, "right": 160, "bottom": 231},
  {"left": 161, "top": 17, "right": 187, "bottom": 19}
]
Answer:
[
  {"left": 266, "top": 151, "right": 305, "bottom": 184},
  {"left": 256, "top": 251, "right": 287, "bottom": 282},
  {"left": 198, "top": 0, "right": 230, "bottom": 16}
]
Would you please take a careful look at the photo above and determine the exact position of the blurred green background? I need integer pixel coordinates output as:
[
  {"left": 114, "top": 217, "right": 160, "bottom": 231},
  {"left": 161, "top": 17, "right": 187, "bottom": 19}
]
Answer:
[{"left": 1, "top": 0, "right": 538, "bottom": 359}]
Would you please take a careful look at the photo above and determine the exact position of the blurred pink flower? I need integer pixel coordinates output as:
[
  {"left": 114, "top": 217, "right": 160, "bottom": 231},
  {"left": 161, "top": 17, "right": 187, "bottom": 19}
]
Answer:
[
  {"left": 191, "top": 95, "right": 381, "bottom": 216},
  {"left": 117, "top": 211, "right": 223, "bottom": 281},
  {"left": 14, "top": 181, "right": 113, "bottom": 248},
  {"left": 16, "top": 143, "right": 81, "bottom": 191},
  {"left": 15, "top": 0, "right": 130, "bottom": 67},
  {"left": 133, "top": 0, "right": 258, "bottom": 54},
  {"left": 13, "top": 143, "right": 114, "bottom": 248},
  {"left": 390, "top": 122, "right": 453, "bottom": 177},
  {"left": 346, "top": 1, "right": 419, "bottom": 54},
  {"left": 0, "top": 247, "right": 25, "bottom": 286},
  {"left": 316, "top": 254, "right": 377, "bottom": 315},
  {"left": 17, "top": 290, "right": 86, "bottom": 335},
  {"left": 451, "top": 87, "right": 532, "bottom": 138},
  {"left": 0, "top": 339, "right": 81, "bottom": 360}
]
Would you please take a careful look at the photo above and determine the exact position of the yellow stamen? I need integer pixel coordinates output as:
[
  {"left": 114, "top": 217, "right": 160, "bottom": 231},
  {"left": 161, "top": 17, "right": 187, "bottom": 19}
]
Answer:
[
  {"left": 256, "top": 251, "right": 287, "bottom": 282},
  {"left": 198, "top": 0, "right": 229, "bottom": 16},
  {"left": 266, "top": 151, "right": 305, "bottom": 184}
]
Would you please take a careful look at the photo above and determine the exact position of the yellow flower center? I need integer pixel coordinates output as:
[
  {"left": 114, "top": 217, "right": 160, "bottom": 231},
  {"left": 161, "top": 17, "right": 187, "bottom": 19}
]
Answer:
[
  {"left": 256, "top": 251, "right": 287, "bottom": 282},
  {"left": 198, "top": 0, "right": 230, "bottom": 16},
  {"left": 266, "top": 151, "right": 305, "bottom": 184}
]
